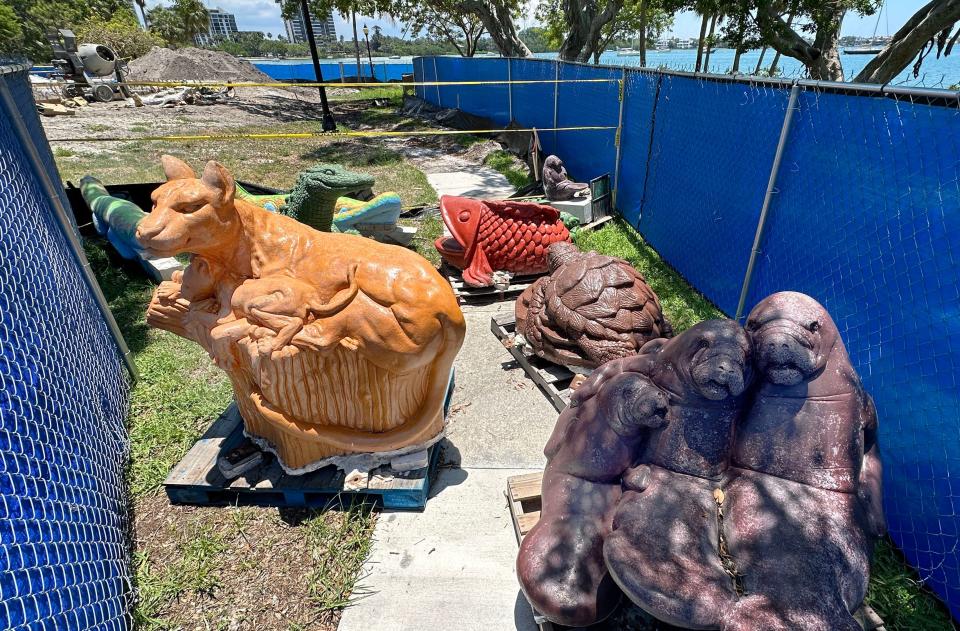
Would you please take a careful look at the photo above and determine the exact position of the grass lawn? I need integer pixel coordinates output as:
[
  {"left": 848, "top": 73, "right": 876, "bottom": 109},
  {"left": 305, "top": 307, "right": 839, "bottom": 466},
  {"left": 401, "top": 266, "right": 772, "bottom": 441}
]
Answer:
[{"left": 57, "top": 91, "right": 953, "bottom": 630}]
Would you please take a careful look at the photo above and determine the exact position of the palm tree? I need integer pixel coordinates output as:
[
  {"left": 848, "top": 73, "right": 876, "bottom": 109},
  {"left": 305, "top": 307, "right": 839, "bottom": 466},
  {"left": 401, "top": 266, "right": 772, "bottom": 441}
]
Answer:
[
  {"left": 134, "top": 0, "right": 149, "bottom": 28},
  {"left": 175, "top": 0, "right": 210, "bottom": 44}
]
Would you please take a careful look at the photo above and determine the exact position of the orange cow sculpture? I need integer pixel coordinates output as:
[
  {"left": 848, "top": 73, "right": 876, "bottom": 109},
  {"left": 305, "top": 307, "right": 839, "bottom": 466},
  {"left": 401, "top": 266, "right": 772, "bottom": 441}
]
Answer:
[{"left": 137, "top": 156, "right": 466, "bottom": 472}]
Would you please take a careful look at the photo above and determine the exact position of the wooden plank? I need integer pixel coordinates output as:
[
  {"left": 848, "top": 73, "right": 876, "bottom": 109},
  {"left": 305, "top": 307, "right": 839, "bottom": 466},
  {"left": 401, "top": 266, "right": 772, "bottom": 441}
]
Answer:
[
  {"left": 164, "top": 402, "right": 440, "bottom": 511},
  {"left": 444, "top": 264, "right": 543, "bottom": 304},
  {"left": 508, "top": 472, "right": 543, "bottom": 501},
  {"left": 490, "top": 313, "right": 584, "bottom": 413},
  {"left": 517, "top": 512, "right": 541, "bottom": 537}
]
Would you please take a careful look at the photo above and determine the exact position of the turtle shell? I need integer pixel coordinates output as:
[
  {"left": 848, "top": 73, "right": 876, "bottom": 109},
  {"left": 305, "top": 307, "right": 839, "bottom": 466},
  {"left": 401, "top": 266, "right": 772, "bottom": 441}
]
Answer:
[{"left": 516, "top": 247, "right": 672, "bottom": 368}]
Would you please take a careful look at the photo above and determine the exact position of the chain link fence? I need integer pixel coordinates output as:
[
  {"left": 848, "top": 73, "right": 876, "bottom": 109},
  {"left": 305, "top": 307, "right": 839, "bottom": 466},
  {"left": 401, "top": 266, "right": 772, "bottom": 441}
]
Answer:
[
  {"left": 415, "top": 55, "right": 960, "bottom": 618},
  {"left": 0, "top": 62, "right": 134, "bottom": 628}
]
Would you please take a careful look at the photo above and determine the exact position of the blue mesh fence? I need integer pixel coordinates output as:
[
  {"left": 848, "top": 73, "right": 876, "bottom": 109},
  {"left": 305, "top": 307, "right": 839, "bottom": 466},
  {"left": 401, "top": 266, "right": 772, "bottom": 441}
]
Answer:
[
  {"left": 252, "top": 60, "right": 412, "bottom": 82},
  {"left": 0, "top": 63, "right": 133, "bottom": 628},
  {"left": 745, "top": 87, "right": 960, "bottom": 613},
  {"left": 554, "top": 63, "right": 621, "bottom": 188},
  {"left": 415, "top": 56, "right": 960, "bottom": 618}
]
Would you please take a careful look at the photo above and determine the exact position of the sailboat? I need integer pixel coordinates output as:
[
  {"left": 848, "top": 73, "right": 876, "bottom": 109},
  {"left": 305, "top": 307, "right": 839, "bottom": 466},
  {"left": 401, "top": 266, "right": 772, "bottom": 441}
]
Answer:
[{"left": 844, "top": 1, "right": 888, "bottom": 55}]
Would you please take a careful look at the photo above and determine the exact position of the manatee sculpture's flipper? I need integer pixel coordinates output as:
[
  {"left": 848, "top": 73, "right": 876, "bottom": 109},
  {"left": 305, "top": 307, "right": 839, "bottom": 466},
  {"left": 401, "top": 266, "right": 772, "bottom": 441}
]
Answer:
[
  {"left": 720, "top": 468, "right": 869, "bottom": 631},
  {"left": 604, "top": 465, "right": 736, "bottom": 630}
]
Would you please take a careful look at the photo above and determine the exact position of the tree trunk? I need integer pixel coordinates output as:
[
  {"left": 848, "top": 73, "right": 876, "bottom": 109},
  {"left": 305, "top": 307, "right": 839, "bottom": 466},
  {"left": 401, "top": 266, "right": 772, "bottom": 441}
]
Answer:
[
  {"left": 703, "top": 13, "right": 719, "bottom": 71},
  {"left": 351, "top": 12, "right": 363, "bottom": 80},
  {"left": 558, "top": 0, "right": 624, "bottom": 62},
  {"left": 638, "top": 0, "right": 648, "bottom": 67},
  {"left": 755, "top": 1, "right": 845, "bottom": 81},
  {"left": 854, "top": 0, "right": 960, "bottom": 84},
  {"left": 754, "top": 46, "right": 768, "bottom": 74},
  {"left": 136, "top": 0, "right": 149, "bottom": 28},
  {"left": 695, "top": 13, "right": 709, "bottom": 72},
  {"left": 463, "top": 0, "right": 532, "bottom": 57}
]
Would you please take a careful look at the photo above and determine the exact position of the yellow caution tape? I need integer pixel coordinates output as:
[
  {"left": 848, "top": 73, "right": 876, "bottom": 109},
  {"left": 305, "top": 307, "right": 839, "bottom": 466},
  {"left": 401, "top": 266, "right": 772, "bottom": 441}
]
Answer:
[
  {"left": 41, "top": 79, "right": 617, "bottom": 89},
  {"left": 50, "top": 126, "right": 617, "bottom": 143}
]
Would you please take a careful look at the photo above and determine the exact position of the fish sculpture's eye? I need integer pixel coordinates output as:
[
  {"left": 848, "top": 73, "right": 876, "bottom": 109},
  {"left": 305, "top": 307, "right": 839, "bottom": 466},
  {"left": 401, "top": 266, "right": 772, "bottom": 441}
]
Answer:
[{"left": 458, "top": 211, "right": 471, "bottom": 222}]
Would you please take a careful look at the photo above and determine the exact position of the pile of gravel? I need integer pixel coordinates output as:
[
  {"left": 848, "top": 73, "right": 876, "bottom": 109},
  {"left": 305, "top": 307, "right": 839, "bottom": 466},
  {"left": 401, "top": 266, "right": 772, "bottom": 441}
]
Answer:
[{"left": 126, "top": 47, "right": 275, "bottom": 83}]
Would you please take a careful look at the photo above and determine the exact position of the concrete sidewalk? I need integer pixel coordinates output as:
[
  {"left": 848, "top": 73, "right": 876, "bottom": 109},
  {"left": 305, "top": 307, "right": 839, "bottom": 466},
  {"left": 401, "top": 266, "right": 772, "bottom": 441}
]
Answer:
[{"left": 338, "top": 303, "right": 558, "bottom": 631}]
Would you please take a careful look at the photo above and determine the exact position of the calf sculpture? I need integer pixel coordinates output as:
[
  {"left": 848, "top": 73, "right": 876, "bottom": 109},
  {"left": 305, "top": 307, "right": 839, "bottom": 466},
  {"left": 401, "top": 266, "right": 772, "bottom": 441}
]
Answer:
[{"left": 137, "top": 156, "right": 466, "bottom": 473}]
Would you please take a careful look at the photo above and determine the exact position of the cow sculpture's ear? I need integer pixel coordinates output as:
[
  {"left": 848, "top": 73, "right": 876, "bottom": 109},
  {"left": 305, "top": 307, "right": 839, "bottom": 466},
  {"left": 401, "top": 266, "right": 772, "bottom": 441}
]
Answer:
[
  {"left": 200, "top": 160, "right": 235, "bottom": 205},
  {"left": 161, "top": 155, "right": 196, "bottom": 181}
]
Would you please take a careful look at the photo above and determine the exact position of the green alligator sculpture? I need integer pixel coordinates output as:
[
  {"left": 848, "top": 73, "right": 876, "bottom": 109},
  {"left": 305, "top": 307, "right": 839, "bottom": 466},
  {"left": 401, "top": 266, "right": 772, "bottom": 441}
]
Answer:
[{"left": 235, "top": 163, "right": 403, "bottom": 234}]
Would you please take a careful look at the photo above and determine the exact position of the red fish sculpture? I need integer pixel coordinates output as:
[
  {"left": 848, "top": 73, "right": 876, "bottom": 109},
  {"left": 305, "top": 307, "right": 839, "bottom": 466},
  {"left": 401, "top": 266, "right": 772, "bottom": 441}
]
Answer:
[{"left": 434, "top": 196, "right": 571, "bottom": 287}]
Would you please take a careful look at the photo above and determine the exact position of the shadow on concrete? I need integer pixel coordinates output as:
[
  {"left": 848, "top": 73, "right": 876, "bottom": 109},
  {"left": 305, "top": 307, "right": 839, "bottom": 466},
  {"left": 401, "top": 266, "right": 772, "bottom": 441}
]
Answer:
[
  {"left": 513, "top": 589, "right": 540, "bottom": 631},
  {"left": 428, "top": 466, "right": 469, "bottom": 500}
]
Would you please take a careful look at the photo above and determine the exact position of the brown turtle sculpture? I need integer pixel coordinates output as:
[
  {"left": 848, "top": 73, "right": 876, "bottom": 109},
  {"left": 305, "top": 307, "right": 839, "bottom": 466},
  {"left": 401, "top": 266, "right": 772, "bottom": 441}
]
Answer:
[
  {"left": 515, "top": 242, "right": 673, "bottom": 369},
  {"left": 516, "top": 293, "right": 883, "bottom": 630}
]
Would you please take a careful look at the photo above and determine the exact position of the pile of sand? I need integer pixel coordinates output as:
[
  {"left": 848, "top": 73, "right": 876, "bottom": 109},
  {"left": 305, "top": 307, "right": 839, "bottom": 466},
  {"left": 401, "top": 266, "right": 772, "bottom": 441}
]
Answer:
[{"left": 126, "top": 47, "right": 275, "bottom": 83}]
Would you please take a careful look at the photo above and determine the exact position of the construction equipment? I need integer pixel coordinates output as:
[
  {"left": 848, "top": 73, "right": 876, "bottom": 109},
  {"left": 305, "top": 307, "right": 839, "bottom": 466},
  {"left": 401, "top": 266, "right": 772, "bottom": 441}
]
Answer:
[{"left": 47, "top": 29, "right": 129, "bottom": 102}]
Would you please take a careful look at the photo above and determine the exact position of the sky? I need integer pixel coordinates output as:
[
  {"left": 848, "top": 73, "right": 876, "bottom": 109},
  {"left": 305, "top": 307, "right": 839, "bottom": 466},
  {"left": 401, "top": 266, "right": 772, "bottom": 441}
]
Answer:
[{"left": 142, "top": 0, "right": 926, "bottom": 42}]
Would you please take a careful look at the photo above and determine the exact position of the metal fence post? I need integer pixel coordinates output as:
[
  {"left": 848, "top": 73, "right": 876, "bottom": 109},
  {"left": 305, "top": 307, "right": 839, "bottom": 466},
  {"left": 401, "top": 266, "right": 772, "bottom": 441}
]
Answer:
[
  {"left": 553, "top": 61, "right": 561, "bottom": 148},
  {"left": 612, "top": 67, "right": 627, "bottom": 211},
  {"left": 433, "top": 57, "right": 442, "bottom": 107},
  {"left": 734, "top": 83, "right": 802, "bottom": 321},
  {"left": 507, "top": 58, "right": 513, "bottom": 123}
]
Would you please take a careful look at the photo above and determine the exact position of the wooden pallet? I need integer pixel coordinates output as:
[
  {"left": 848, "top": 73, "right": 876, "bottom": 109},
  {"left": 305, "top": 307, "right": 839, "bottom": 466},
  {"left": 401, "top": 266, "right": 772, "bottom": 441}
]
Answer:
[
  {"left": 490, "top": 312, "right": 588, "bottom": 412},
  {"left": 443, "top": 264, "right": 543, "bottom": 304},
  {"left": 164, "top": 403, "right": 440, "bottom": 511},
  {"left": 507, "top": 471, "right": 887, "bottom": 631}
]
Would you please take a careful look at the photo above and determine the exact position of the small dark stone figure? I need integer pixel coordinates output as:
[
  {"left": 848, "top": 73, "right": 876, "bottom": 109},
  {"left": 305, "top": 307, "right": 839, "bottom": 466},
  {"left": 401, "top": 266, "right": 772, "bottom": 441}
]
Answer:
[
  {"left": 516, "top": 242, "right": 673, "bottom": 369},
  {"left": 543, "top": 155, "right": 590, "bottom": 201},
  {"left": 516, "top": 293, "right": 883, "bottom": 631}
]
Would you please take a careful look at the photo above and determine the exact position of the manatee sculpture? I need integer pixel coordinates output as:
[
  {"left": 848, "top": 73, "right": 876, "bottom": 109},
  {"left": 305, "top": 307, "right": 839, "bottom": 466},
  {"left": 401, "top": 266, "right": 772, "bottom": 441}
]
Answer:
[
  {"left": 518, "top": 320, "right": 752, "bottom": 627},
  {"left": 517, "top": 362, "right": 669, "bottom": 626},
  {"left": 543, "top": 155, "right": 590, "bottom": 202},
  {"left": 603, "top": 320, "right": 753, "bottom": 629},
  {"left": 137, "top": 156, "right": 466, "bottom": 473},
  {"left": 516, "top": 242, "right": 673, "bottom": 369},
  {"left": 517, "top": 294, "right": 883, "bottom": 630},
  {"left": 434, "top": 196, "right": 571, "bottom": 287},
  {"left": 720, "top": 292, "right": 883, "bottom": 631}
]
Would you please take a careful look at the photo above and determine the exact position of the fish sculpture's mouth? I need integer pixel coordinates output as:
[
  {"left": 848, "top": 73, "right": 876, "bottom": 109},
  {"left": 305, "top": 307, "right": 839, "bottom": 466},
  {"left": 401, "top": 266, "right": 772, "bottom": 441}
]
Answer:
[{"left": 434, "top": 236, "right": 467, "bottom": 268}]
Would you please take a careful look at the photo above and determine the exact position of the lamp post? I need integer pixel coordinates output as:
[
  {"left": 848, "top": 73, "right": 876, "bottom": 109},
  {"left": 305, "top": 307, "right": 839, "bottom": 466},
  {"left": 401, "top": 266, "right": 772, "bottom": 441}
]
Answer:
[
  {"left": 299, "top": 0, "right": 335, "bottom": 131},
  {"left": 363, "top": 24, "right": 375, "bottom": 82}
]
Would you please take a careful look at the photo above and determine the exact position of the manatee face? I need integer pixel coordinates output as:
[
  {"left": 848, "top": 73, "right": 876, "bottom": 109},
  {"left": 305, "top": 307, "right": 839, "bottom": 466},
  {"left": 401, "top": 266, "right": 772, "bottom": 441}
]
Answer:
[
  {"left": 602, "top": 373, "right": 669, "bottom": 437},
  {"left": 682, "top": 320, "right": 752, "bottom": 401},
  {"left": 746, "top": 292, "right": 835, "bottom": 386}
]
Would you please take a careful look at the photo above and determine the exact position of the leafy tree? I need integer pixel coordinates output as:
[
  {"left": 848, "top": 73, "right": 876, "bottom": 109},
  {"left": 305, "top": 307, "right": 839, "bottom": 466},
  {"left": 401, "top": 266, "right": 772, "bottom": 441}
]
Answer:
[
  {"left": 147, "top": 6, "right": 185, "bottom": 45},
  {"left": 175, "top": 0, "right": 210, "bottom": 44},
  {"left": 388, "top": 0, "right": 487, "bottom": 56},
  {"left": 73, "top": 7, "right": 164, "bottom": 59},
  {"left": 519, "top": 26, "right": 553, "bottom": 52},
  {"left": 6, "top": 0, "right": 132, "bottom": 62},
  {"left": 0, "top": 1, "right": 23, "bottom": 56},
  {"left": 538, "top": 0, "right": 675, "bottom": 63},
  {"left": 750, "top": 0, "right": 879, "bottom": 80}
]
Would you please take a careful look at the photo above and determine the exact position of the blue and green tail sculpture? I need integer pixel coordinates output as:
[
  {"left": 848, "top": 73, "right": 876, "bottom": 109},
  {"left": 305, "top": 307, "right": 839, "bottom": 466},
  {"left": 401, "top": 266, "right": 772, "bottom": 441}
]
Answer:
[{"left": 81, "top": 175, "right": 147, "bottom": 260}]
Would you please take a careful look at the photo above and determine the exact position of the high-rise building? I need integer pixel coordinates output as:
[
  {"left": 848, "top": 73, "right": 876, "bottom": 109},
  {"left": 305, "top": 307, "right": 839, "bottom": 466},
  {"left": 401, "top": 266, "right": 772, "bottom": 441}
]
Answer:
[
  {"left": 284, "top": 7, "right": 336, "bottom": 43},
  {"left": 195, "top": 7, "right": 239, "bottom": 46}
]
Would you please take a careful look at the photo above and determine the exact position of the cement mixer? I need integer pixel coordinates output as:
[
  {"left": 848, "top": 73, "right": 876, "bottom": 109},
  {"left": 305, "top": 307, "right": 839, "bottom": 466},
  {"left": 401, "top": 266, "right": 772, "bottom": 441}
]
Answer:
[{"left": 47, "top": 29, "right": 129, "bottom": 102}]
